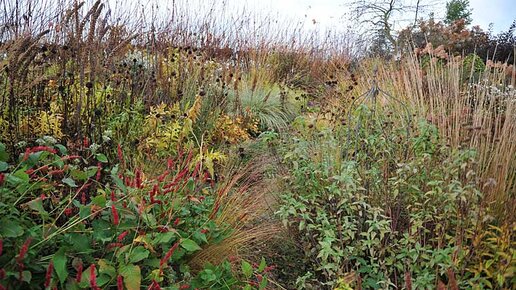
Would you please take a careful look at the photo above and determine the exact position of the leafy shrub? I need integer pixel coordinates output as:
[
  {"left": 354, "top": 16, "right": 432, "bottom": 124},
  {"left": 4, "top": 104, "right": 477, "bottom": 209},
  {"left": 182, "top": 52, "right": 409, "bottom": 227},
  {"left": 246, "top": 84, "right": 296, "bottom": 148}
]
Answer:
[
  {"left": 276, "top": 110, "right": 511, "bottom": 289},
  {"left": 0, "top": 141, "right": 269, "bottom": 289}
]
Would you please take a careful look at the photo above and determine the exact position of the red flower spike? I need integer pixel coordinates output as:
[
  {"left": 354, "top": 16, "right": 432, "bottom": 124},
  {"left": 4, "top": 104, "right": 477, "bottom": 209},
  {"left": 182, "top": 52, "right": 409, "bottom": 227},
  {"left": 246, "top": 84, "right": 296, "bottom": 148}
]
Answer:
[
  {"left": 44, "top": 261, "right": 54, "bottom": 288},
  {"left": 17, "top": 238, "right": 32, "bottom": 262},
  {"left": 117, "top": 231, "right": 129, "bottom": 242},
  {"left": 76, "top": 262, "right": 83, "bottom": 282},
  {"left": 157, "top": 170, "right": 169, "bottom": 182},
  {"left": 0, "top": 239, "right": 3, "bottom": 256},
  {"left": 179, "top": 285, "right": 190, "bottom": 290},
  {"left": 29, "top": 146, "right": 57, "bottom": 154},
  {"left": 117, "top": 275, "right": 123, "bottom": 290},
  {"left": 0, "top": 173, "right": 4, "bottom": 185},
  {"left": 167, "top": 158, "right": 174, "bottom": 170},
  {"left": 111, "top": 204, "right": 120, "bottom": 225},
  {"left": 61, "top": 155, "right": 81, "bottom": 161},
  {"left": 135, "top": 168, "right": 143, "bottom": 188},
  {"left": 89, "top": 264, "right": 98, "bottom": 289},
  {"left": 160, "top": 242, "right": 180, "bottom": 268},
  {"left": 96, "top": 162, "right": 102, "bottom": 181},
  {"left": 148, "top": 280, "right": 161, "bottom": 290},
  {"left": 64, "top": 208, "right": 73, "bottom": 216},
  {"left": 117, "top": 144, "right": 125, "bottom": 167},
  {"left": 49, "top": 169, "right": 64, "bottom": 176},
  {"left": 0, "top": 268, "right": 5, "bottom": 279},
  {"left": 107, "top": 243, "right": 123, "bottom": 250},
  {"left": 192, "top": 162, "right": 201, "bottom": 179},
  {"left": 173, "top": 218, "right": 180, "bottom": 226}
]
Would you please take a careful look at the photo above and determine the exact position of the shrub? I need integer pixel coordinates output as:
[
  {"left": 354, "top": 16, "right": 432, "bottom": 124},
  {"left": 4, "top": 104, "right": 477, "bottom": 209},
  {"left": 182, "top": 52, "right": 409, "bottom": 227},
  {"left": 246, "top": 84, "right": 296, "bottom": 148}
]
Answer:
[
  {"left": 0, "top": 141, "right": 270, "bottom": 289},
  {"left": 276, "top": 112, "right": 511, "bottom": 288}
]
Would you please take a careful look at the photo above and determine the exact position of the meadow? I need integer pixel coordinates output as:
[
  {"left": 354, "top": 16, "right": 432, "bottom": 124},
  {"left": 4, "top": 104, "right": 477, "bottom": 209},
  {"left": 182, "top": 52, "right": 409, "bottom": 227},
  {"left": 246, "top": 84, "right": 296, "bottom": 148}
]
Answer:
[{"left": 0, "top": 0, "right": 514, "bottom": 289}]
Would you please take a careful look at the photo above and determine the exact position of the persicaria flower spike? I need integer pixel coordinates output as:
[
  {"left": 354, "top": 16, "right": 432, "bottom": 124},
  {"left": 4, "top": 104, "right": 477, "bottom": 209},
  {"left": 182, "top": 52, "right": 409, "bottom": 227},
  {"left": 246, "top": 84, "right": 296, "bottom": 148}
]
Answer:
[
  {"left": 17, "top": 238, "right": 32, "bottom": 262},
  {"left": 44, "top": 261, "right": 54, "bottom": 288},
  {"left": 111, "top": 204, "right": 120, "bottom": 225}
]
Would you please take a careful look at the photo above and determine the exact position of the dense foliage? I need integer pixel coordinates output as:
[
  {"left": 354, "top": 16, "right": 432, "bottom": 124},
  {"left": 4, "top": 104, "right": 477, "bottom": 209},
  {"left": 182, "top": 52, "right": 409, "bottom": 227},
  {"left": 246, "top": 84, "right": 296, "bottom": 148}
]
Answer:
[{"left": 0, "top": 0, "right": 514, "bottom": 289}]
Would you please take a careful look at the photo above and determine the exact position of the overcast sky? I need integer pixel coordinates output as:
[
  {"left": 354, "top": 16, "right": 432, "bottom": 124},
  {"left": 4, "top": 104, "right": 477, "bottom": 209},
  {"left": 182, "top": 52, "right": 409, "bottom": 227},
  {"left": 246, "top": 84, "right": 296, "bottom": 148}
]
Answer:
[
  {"left": 243, "top": 0, "right": 515, "bottom": 33},
  {"left": 107, "top": 0, "right": 515, "bottom": 34}
]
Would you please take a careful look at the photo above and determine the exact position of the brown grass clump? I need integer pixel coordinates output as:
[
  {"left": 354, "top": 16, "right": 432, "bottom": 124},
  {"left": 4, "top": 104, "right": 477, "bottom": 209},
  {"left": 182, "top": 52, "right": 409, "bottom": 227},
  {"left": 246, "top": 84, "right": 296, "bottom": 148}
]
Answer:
[
  {"left": 355, "top": 53, "right": 516, "bottom": 222},
  {"left": 189, "top": 157, "right": 281, "bottom": 270}
]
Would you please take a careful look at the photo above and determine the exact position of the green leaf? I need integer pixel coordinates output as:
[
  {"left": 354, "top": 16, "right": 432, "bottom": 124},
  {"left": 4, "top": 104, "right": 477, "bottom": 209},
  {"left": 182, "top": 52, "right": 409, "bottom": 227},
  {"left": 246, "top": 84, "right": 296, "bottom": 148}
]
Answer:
[
  {"left": 181, "top": 239, "right": 202, "bottom": 252},
  {"left": 0, "top": 161, "right": 8, "bottom": 172},
  {"left": 96, "top": 153, "right": 108, "bottom": 163},
  {"left": 98, "top": 259, "right": 117, "bottom": 278},
  {"left": 0, "top": 219, "right": 24, "bottom": 237},
  {"left": 186, "top": 178, "right": 195, "bottom": 191},
  {"left": 79, "top": 205, "right": 91, "bottom": 219},
  {"left": 62, "top": 177, "right": 77, "bottom": 188},
  {"left": 259, "top": 276, "right": 268, "bottom": 290},
  {"left": 111, "top": 172, "right": 126, "bottom": 192},
  {"left": 20, "top": 270, "right": 32, "bottom": 283},
  {"left": 55, "top": 144, "right": 68, "bottom": 155},
  {"left": 0, "top": 143, "right": 9, "bottom": 162},
  {"left": 258, "top": 257, "right": 267, "bottom": 272},
  {"left": 119, "top": 264, "right": 141, "bottom": 290},
  {"left": 91, "top": 194, "right": 106, "bottom": 207},
  {"left": 53, "top": 247, "right": 68, "bottom": 284},
  {"left": 128, "top": 246, "right": 149, "bottom": 264},
  {"left": 68, "top": 233, "right": 92, "bottom": 253},
  {"left": 193, "top": 231, "right": 207, "bottom": 244},
  {"left": 27, "top": 198, "right": 49, "bottom": 217},
  {"left": 241, "top": 260, "right": 253, "bottom": 279}
]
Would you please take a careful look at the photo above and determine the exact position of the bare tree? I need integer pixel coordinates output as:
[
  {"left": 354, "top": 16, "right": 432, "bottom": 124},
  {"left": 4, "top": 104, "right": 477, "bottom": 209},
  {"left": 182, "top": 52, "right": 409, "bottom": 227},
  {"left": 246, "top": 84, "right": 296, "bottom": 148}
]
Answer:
[{"left": 349, "top": 0, "right": 438, "bottom": 54}]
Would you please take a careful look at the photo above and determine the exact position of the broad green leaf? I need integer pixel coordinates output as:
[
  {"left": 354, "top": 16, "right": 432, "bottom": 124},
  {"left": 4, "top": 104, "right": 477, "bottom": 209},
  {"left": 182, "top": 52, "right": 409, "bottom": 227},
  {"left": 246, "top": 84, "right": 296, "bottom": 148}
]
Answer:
[
  {"left": 68, "top": 233, "right": 92, "bottom": 252},
  {"left": 55, "top": 144, "right": 68, "bottom": 155},
  {"left": 96, "top": 153, "right": 108, "bottom": 163},
  {"left": 259, "top": 277, "right": 268, "bottom": 290},
  {"left": 0, "top": 219, "right": 24, "bottom": 237},
  {"left": 27, "top": 198, "right": 49, "bottom": 217},
  {"left": 128, "top": 246, "right": 149, "bottom": 264},
  {"left": 53, "top": 247, "right": 68, "bottom": 284},
  {"left": 119, "top": 264, "right": 141, "bottom": 290},
  {"left": 111, "top": 172, "right": 126, "bottom": 192},
  {"left": 79, "top": 205, "right": 91, "bottom": 219},
  {"left": 180, "top": 239, "right": 201, "bottom": 252},
  {"left": 241, "top": 260, "right": 253, "bottom": 279},
  {"left": 62, "top": 177, "right": 77, "bottom": 188},
  {"left": 0, "top": 161, "right": 8, "bottom": 172},
  {"left": 97, "top": 274, "right": 111, "bottom": 286},
  {"left": 258, "top": 257, "right": 267, "bottom": 272},
  {"left": 92, "top": 219, "right": 114, "bottom": 242},
  {"left": 91, "top": 194, "right": 106, "bottom": 207},
  {"left": 98, "top": 259, "right": 116, "bottom": 278},
  {"left": 21, "top": 270, "right": 32, "bottom": 283},
  {"left": 0, "top": 143, "right": 8, "bottom": 161},
  {"left": 193, "top": 231, "right": 207, "bottom": 244},
  {"left": 71, "top": 169, "right": 88, "bottom": 181}
]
